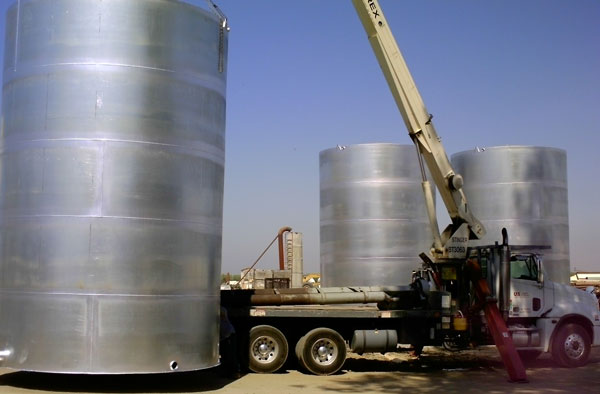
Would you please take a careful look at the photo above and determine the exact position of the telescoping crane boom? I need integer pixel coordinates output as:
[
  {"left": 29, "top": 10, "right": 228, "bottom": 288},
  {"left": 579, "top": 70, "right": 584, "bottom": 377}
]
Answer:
[
  {"left": 351, "top": 0, "right": 528, "bottom": 382},
  {"left": 351, "top": 0, "right": 485, "bottom": 261}
]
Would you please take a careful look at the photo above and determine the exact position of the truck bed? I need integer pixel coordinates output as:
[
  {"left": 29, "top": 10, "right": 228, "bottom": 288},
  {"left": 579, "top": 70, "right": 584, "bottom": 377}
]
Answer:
[{"left": 246, "top": 304, "right": 441, "bottom": 319}]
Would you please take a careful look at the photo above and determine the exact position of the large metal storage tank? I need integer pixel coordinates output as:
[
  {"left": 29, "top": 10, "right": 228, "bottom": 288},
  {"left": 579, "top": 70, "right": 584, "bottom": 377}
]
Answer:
[
  {"left": 0, "top": 0, "right": 227, "bottom": 373},
  {"left": 452, "top": 146, "right": 569, "bottom": 284},
  {"left": 320, "top": 144, "right": 433, "bottom": 287}
]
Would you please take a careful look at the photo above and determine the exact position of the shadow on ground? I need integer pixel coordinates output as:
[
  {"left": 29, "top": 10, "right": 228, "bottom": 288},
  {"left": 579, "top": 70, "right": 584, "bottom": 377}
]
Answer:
[
  {"left": 341, "top": 347, "right": 569, "bottom": 373},
  {"left": 1, "top": 348, "right": 599, "bottom": 394},
  {"left": 0, "top": 367, "right": 238, "bottom": 393},
  {"left": 317, "top": 347, "right": 600, "bottom": 394}
]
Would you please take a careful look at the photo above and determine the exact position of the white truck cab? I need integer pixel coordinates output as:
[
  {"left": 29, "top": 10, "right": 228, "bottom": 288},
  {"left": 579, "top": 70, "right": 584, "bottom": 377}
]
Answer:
[{"left": 509, "top": 254, "right": 600, "bottom": 366}]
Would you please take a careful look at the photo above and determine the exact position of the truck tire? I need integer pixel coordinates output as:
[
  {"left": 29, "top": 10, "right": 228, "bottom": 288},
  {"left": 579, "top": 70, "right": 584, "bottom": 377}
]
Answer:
[
  {"left": 248, "top": 325, "right": 288, "bottom": 373},
  {"left": 551, "top": 323, "right": 591, "bottom": 367},
  {"left": 295, "top": 335, "right": 307, "bottom": 370},
  {"left": 297, "top": 328, "right": 346, "bottom": 375}
]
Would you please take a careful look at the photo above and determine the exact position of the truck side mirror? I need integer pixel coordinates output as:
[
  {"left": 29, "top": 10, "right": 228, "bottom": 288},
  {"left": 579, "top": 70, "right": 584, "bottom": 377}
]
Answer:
[{"left": 536, "top": 257, "right": 544, "bottom": 285}]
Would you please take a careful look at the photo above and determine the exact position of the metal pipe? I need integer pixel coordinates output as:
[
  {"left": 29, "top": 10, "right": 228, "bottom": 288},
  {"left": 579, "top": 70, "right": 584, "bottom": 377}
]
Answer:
[
  {"left": 205, "top": 0, "right": 230, "bottom": 73},
  {"left": 249, "top": 291, "right": 390, "bottom": 306},
  {"left": 277, "top": 226, "right": 292, "bottom": 270},
  {"left": 421, "top": 181, "right": 443, "bottom": 253},
  {"left": 500, "top": 228, "right": 511, "bottom": 321},
  {"left": 205, "top": 0, "right": 230, "bottom": 30}
]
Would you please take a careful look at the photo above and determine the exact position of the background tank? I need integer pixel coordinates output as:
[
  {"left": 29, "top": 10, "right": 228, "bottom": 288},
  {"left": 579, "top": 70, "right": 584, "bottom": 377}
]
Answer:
[
  {"left": 320, "top": 144, "right": 433, "bottom": 287},
  {"left": 0, "top": 0, "right": 227, "bottom": 373},
  {"left": 452, "top": 146, "right": 569, "bottom": 284}
]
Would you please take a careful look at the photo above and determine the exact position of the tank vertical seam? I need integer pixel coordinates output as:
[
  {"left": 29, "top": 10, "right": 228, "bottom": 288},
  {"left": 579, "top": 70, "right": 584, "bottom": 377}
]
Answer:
[
  {"left": 14, "top": 0, "right": 20, "bottom": 71},
  {"left": 99, "top": 141, "right": 105, "bottom": 217},
  {"left": 37, "top": 221, "right": 42, "bottom": 278},
  {"left": 88, "top": 223, "right": 92, "bottom": 266},
  {"left": 41, "top": 148, "right": 45, "bottom": 192},
  {"left": 38, "top": 147, "right": 45, "bottom": 273},
  {"left": 93, "top": 296, "right": 98, "bottom": 371},
  {"left": 88, "top": 295, "right": 97, "bottom": 371},
  {"left": 44, "top": 74, "right": 49, "bottom": 131}
]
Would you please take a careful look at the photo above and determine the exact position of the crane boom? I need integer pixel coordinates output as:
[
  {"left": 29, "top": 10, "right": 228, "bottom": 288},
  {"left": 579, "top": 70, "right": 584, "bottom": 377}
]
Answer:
[
  {"left": 352, "top": 0, "right": 485, "bottom": 258},
  {"left": 350, "top": 5, "right": 530, "bottom": 379}
]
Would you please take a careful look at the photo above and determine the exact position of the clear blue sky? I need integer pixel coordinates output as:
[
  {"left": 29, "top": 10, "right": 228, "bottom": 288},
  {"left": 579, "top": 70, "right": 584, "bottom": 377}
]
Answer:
[{"left": 1, "top": 1, "right": 598, "bottom": 275}]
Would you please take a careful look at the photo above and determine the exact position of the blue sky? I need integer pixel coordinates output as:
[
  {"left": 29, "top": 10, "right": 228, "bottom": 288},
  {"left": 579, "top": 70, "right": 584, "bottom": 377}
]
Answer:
[
  {"left": 1, "top": 1, "right": 598, "bottom": 275},
  {"left": 215, "top": 0, "right": 600, "bottom": 274}
]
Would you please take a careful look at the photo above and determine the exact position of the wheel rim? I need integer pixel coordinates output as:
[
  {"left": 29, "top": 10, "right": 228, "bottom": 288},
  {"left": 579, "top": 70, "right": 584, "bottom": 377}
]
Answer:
[
  {"left": 309, "top": 337, "right": 338, "bottom": 366},
  {"left": 563, "top": 332, "right": 585, "bottom": 360},
  {"left": 251, "top": 335, "right": 279, "bottom": 364}
]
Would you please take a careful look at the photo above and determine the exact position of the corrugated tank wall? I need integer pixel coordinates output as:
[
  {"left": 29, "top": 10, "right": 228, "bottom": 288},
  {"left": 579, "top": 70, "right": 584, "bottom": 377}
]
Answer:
[
  {"left": 452, "top": 146, "right": 569, "bottom": 284},
  {"left": 320, "top": 144, "right": 433, "bottom": 287},
  {"left": 0, "top": 0, "right": 227, "bottom": 373}
]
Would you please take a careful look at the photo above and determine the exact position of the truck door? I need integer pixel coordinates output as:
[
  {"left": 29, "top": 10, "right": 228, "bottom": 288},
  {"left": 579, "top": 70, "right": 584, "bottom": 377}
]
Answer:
[{"left": 509, "top": 255, "right": 547, "bottom": 318}]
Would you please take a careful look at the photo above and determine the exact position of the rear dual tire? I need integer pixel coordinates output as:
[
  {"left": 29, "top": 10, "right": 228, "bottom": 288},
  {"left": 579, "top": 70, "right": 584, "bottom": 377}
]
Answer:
[
  {"left": 247, "top": 325, "right": 348, "bottom": 375},
  {"left": 296, "top": 328, "right": 346, "bottom": 375},
  {"left": 248, "top": 325, "right": 288, "bottom": 373}
]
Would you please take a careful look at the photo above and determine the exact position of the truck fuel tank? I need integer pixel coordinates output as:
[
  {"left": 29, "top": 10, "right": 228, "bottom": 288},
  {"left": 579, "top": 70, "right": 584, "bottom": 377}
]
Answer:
[{"left": 351, "top": 330, "right": 398, "bottom": 354}]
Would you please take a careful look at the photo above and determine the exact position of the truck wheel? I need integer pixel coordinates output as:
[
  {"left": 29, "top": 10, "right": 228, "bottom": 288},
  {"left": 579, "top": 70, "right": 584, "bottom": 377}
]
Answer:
[
  {"left": 298, "top": 328, "right": 346, "bottom": 375},
  {"left": 551, "top": 323, "right": 591, "bottom": 367},
  {"left": 248, "top": 325, "right": 288, "bottom": 373},
  {"left": 295, "top": 335, "right": 307, "bottom": 370}
]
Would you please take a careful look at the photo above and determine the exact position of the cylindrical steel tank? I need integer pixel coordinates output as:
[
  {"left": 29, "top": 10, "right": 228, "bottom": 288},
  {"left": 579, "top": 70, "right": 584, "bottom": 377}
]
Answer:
[
  {"left": 0, "top": 0, "right": 227, "bottom": 373},
  {"left": 320, "top": 144, "right": 433, "bottom": 287},
  {"left": 452, "top": 146, "right": 569, "bottom": 284}
]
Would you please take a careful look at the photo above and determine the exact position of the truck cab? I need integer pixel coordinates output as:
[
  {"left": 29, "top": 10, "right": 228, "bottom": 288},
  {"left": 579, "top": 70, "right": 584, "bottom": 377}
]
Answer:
[
  {"left": 509, "top": 254, "right": 551, "bottom": 318},
  {"left": 473, "top": 247, "right": 600, "bottom": 366}
]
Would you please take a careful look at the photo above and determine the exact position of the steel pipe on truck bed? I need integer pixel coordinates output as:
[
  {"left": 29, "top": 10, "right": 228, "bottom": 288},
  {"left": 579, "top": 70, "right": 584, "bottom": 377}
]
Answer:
[
  {"left": 221, "top": 286, "right": 418, "bottom": 308},
  {"left": 249, "top": 291, "right": 392, "bottom": 306}
]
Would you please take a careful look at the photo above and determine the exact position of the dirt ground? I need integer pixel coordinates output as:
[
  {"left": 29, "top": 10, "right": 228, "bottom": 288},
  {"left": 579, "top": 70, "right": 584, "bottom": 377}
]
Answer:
[{"left": 1, "top": 346, "right": 599, "bottom": 394}]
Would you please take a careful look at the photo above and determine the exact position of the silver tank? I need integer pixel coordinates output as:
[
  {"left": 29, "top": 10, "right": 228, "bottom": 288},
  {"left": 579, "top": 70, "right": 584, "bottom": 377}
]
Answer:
[
  {"left": 0, "top": 0, "right": 227, "bottom": 373},
  {"left": 320, "top": 144, "right": 433, "bottom": 287},
  {"left": 452, "top": 146, "right": 569, "bottom": 284}
]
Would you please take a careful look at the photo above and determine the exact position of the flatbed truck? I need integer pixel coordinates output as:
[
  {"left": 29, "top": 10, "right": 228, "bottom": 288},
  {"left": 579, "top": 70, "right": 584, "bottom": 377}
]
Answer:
[
  {"left": 222, "top": 237, "right": 600, "bottom": 377},
  {"left": 221, "top": 0, "right": 600, "bottom": 379},
  {"left": 222, "top": 285, "right": 451, "bottom": 375}
]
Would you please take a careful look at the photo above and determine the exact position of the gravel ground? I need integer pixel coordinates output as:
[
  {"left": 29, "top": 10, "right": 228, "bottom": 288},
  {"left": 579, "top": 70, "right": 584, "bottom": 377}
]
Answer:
[{"left": 0, "top": 346, "right": 598, "bottom": 394}]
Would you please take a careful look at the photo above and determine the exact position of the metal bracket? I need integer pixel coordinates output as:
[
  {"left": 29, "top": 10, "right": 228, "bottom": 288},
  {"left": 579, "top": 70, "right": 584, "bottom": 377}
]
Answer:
[
  {"left": 0, "top": 348, "right": 12, "bottom": 363},
  {"left": 205, "top": 0, "right": 229, "bottom": 73}
]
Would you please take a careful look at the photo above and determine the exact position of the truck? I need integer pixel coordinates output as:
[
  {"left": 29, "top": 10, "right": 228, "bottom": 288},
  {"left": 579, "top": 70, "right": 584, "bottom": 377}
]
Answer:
[{"left": 221, "top": 0, "right": 600, "bottom": 380}]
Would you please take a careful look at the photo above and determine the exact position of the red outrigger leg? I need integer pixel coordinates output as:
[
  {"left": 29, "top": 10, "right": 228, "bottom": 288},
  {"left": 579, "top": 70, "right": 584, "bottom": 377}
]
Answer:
[{"left": 467, "top": 260, "right": 528, "bottom": 383}]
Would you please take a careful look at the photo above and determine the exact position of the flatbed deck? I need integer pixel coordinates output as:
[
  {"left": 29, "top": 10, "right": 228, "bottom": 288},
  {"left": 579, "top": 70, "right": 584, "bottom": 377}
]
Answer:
[{"left": 245, "top": 304, "right": 442, "bottom": 319}]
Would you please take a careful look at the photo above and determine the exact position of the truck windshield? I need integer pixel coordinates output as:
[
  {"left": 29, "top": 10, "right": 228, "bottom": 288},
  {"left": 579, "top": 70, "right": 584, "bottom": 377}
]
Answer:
[{"left": 510, "top": 255, "right": 538, "bottom": 281}]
